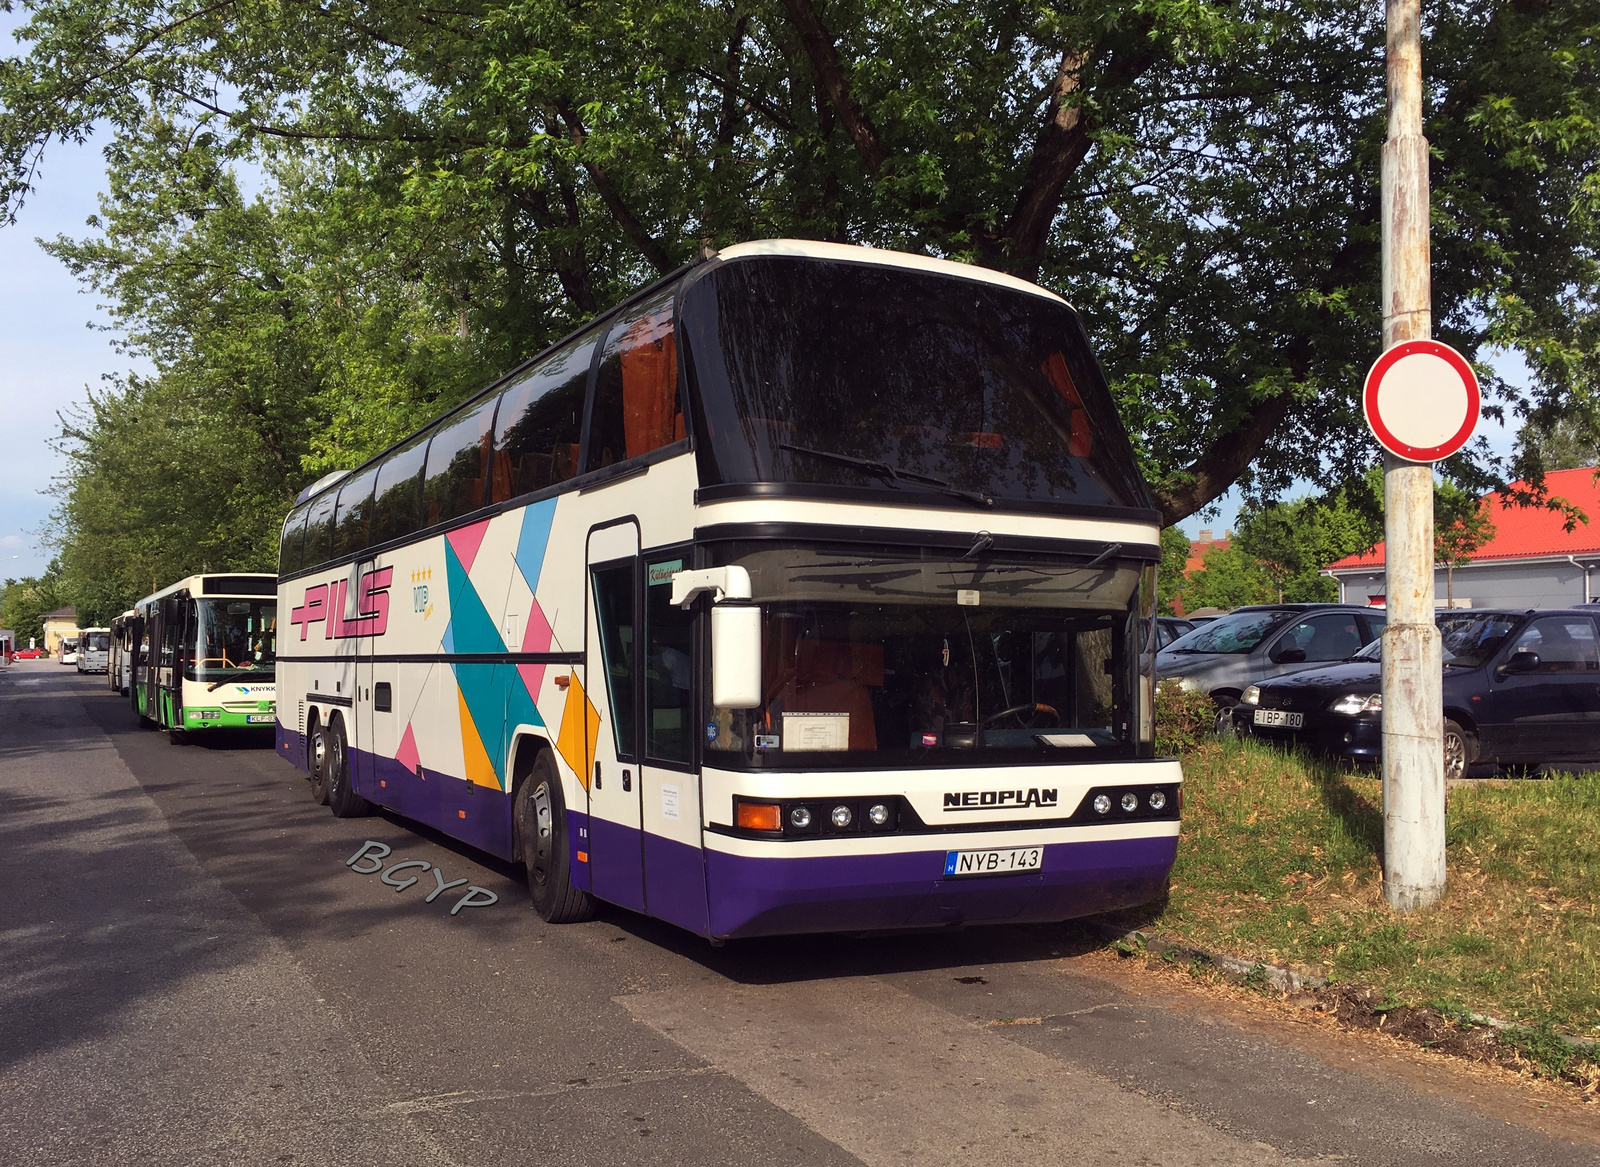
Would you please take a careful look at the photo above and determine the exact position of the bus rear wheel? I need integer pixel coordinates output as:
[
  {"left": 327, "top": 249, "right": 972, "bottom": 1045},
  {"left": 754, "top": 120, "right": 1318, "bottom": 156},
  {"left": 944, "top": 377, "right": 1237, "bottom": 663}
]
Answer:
[
  {"left": 515, "top": 751, "right": 594, "bottom": 924},
  {"left": 308, "top": 719, "right": 333, "bottom": 805},
  {"left": 327, "top": 718, "right": 372, "bottom": 818}
]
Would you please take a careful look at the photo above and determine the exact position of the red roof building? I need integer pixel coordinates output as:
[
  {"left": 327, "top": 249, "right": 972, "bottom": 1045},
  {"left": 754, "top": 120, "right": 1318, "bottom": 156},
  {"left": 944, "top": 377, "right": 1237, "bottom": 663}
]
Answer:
[{"left": 1324, "top": 467, "right": 1600, "bottom": 609}]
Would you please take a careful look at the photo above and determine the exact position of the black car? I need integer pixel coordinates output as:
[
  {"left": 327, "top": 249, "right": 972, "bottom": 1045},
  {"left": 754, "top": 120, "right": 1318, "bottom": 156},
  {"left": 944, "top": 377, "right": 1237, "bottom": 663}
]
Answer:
[
  {"left": 1234, "top": 608, "right": 1600, "bottom": 778},
  {"left": 1155, "top": 617, "right": 1196, "bottom": 649}
]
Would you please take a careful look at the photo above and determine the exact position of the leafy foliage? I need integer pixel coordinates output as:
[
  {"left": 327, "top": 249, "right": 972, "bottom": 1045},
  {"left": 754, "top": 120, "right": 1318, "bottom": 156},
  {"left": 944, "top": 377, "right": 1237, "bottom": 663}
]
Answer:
[
  {"left": 1157, "top": 526, "right": 1191, "bottom": 615},
  {"left": 2, "top": 0, "right": 1598, "bottom": 613},
  {"left": 1232, "top": 485, "right": 1384, "bottom": 603},
  {"left": 0, "top": 566, "right": 66, "bottom": 646}
]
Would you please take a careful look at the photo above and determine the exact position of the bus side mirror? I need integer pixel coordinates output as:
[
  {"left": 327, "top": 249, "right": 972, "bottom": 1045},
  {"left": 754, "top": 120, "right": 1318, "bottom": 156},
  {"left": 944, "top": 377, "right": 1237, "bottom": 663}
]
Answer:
[{"left": 711, "top": 602, "right": 762, "bottom": 708}]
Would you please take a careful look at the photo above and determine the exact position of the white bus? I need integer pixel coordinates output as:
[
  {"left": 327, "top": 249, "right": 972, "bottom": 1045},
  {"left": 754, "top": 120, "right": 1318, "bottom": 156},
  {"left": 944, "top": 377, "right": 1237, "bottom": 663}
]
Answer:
[
  {"left": 275, "top": 241, "right": 1179, "bottom": 939},
  {"left": 109, "top": 609, "right": 138, "bottom": 693},
  {"left": 130, "top": 574, "right": 278, "bottom": 739},
  {"left": 76, "top": 627, "right": 111, "bottom": 673}
]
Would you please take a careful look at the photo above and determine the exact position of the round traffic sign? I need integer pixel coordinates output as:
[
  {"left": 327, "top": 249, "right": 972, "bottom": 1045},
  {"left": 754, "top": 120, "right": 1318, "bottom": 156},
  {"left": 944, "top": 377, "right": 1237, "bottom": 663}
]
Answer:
[{"left": 1362, "top": 340, "right": 1480, "bottom": 463}]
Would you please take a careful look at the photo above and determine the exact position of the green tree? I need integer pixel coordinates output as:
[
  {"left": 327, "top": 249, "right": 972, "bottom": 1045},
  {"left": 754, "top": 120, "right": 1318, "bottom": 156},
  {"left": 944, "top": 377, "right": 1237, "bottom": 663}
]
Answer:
[
  {"left": 1183, "top": 545, "right": 1275, "bottom": 611},
  {"left": 0, "top": 565, "right": 65, "bottom": 648},
  {"left": 1157, "top": 526, "right": 1191, "bottom": 616},
  {"left": 3, "top": 0, "right": 1598, "bottom": 532},
  {"left": 1434, "top": 481, "right": 1497, "bottom": 608},
  {"left": 1233, "top": 486, "right": 1384, "bottom": 603}
]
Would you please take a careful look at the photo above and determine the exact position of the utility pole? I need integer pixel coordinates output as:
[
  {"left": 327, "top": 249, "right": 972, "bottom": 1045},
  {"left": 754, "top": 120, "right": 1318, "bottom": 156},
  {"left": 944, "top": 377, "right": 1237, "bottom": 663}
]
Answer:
[{"left": 1380, "top": 0, "right": 1446, "bottom": 909}]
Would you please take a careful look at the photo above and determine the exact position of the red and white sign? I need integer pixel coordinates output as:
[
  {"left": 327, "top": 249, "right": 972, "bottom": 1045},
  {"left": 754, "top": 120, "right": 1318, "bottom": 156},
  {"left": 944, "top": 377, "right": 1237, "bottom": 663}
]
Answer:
[{"left": 1362, "top": 339, "right": 1480, "bottom": 463}]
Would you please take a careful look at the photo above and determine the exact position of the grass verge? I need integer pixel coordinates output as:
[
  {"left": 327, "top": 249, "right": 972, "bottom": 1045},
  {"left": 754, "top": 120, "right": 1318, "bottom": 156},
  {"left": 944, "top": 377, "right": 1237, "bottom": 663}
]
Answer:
[{"left": 1105, "top": 736, "right": 1600, "bottom": 1056}]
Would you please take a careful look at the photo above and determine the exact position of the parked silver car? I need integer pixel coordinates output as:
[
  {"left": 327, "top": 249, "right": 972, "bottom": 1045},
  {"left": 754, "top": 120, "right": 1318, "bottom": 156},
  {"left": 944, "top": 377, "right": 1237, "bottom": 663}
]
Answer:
[{"left": 1156, "top": 604, "right": 1388, "bottom": 734}]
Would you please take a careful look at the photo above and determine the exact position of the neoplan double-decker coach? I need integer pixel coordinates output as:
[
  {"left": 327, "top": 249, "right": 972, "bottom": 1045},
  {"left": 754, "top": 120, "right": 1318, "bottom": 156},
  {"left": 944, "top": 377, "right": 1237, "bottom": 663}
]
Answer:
[{"left": 275, "top": 240, "right": 1179, "bottom": 940}]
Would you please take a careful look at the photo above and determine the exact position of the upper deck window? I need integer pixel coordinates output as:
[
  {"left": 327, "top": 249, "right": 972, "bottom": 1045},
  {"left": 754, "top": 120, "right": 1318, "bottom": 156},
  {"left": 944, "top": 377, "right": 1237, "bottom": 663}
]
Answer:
[
  {"left": 421, "top": 396, "right": 498, "bottom": 529},
  {"left": 681, "top": 258, "right": 1150, "bottom": 511},
  {"left": 585, "top": 287, "right": 683, "bottom": 473},
  {"left": 492, "top": 331, "right": 596, "bottom": 501}
]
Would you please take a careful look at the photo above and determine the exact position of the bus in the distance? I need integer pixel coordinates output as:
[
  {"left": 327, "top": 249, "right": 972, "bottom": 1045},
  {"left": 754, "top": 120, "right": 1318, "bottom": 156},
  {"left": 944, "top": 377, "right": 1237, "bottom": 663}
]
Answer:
[
  {"left": 275, "top": 240, "right": 1178, "bottom": 940},
  {"left": 109, "top": 609, "right": 137, "bottom": 693},
  {"left": 130, "top": 574, "right": 278, "bottom": 740},
  {"left": 76, "top": 627, "right": 111, "bottom": 674}
]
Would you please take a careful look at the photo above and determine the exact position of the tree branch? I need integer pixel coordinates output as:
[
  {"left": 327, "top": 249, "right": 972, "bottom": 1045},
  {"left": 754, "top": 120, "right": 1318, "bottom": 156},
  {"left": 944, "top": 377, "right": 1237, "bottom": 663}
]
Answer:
[
  {"left": 1002, "top": 38, "right": 1162, "bottom": 280},
  {"left": 780, "top": 0, "right": 886, "bottom": 175},
  {"left": 554, "top": 103, "right": 674, "bottom": 276},
  {"left": 1150, "top": 394, "right": 1296, "bottom": 526}
]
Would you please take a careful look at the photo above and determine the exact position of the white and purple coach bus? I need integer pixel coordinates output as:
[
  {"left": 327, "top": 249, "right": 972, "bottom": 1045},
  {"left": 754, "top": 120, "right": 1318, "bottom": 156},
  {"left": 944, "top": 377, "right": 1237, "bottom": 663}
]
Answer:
[{"left": 274, "top": 241, "right": 1180, "bottom": 939}]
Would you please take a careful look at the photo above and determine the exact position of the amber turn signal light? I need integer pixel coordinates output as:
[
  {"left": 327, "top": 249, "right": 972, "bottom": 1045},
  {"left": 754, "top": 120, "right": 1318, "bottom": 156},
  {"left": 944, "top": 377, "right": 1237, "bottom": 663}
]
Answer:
[{"left": 736, "top": 800, "right": 782, "bottom": 832}]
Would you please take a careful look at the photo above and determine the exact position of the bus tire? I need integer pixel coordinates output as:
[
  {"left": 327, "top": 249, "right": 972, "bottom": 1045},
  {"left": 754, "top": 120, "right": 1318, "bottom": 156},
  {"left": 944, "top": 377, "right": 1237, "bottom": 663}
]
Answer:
[
  {"left": 516, "top": 751, "right": 594, "bottom": 924},
  {"left": 327, "top": 717, "right": 372, "bottom": 818},
  {"left": 308, "top": 717, "right": 334, "bottom": 805},
  {"left": 168, "top": 724, "right": 187, "bottom": 745}
]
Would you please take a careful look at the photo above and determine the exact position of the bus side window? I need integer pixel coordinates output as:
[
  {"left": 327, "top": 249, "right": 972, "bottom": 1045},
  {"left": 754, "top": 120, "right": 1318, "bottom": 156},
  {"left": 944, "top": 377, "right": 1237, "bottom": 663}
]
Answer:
[
  {"left": 586, "top": 288, "right": 682, "bottom": 473},
  {"left": 333, "top": 465, "right": 378, "bottom": 562},
  {"left": 301, "top": 491, "right": 338, "bottom": 571},
  {"left": 279, "top": 503, "right": 311, "bottom": 576},
  {"left": 421, "top": 396, "right": 497, "bottom": 530},
  {"left": 491, "top": 332, "right": 596, "bottom": 502},
  {"left": 370, "top": 431, "right": 430, "bottom": 547}
]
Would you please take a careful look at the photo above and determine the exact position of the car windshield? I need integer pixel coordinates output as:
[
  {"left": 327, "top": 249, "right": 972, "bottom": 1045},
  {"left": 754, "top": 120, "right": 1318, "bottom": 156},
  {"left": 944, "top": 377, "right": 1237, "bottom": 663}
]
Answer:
[
  {"left": 1440, "top": 613, "right": 1519, "bottom": 667},
  {"left": 185, "top": 599, "right": 278, "bottom": 682},
  {"left": 704, "top": 544, "right": 1143, "bottom": 767},
  {"left": 1167, "top": 609, "right": 1291, "bottom": 655}
]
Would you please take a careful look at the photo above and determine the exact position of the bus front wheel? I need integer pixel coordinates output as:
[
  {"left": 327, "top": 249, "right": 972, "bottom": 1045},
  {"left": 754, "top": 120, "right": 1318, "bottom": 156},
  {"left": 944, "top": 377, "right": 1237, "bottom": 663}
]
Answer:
[
  {"left": 327, "top": 718, "right": 372, "bottom": 818},
  {"left": 515, "top": 751, "right": 595, "bottom": 924}
]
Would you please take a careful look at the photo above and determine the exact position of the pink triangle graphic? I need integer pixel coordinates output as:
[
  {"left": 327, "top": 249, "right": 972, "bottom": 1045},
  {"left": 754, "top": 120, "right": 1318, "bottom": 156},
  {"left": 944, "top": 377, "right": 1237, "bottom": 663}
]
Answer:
[
  {"left": 446, "top": 519, "right": 492, "bottom": 574},
  {"left": 516, "top": 600, "right": 554, "bottom": 699},
  {"left": 395, "top": 722, "right": 420, "bottom": 775}
]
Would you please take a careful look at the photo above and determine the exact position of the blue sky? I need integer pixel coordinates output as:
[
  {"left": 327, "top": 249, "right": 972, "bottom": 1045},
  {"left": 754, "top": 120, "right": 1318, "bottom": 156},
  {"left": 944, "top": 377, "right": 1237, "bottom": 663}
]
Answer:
[{"left": 0, "top": 128, "right": 149, "bottom": 581}]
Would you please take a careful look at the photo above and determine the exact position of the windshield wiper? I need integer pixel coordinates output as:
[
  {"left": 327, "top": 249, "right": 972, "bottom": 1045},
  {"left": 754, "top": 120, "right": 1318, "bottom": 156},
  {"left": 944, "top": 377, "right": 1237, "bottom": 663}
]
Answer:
[{"left": 779, "top": 443, "right": 994, "bottom": 508}]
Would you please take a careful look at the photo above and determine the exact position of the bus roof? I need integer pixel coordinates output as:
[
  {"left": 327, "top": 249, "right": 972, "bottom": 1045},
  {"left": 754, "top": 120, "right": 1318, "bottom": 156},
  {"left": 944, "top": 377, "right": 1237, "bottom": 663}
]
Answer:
[
  {"left": 135, "top": 573, "right": 278, "bottom": 609},
  {"left": 283, "top": 241, "right": 1085, "bottom": 517}
]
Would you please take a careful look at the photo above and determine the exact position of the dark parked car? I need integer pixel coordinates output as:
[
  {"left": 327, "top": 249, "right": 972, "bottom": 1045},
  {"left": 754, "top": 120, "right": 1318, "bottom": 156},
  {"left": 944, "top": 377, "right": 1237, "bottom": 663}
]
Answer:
[
  {"left": 1235, "top": 608, "right": 1600, "bottom": 777},
  {"left": 1155, "top": 617, "right": 1196, "bottom": 649},
  {"left": 1156, "top": 604, "right": 1387, "bottom": 732}
]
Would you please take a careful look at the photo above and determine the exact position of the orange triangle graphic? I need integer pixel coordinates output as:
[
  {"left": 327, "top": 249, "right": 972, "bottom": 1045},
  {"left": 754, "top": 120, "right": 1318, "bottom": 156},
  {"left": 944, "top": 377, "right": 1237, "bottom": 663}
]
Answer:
[{"left": 457, "top": 686, "right": 501, "bottom": 790}]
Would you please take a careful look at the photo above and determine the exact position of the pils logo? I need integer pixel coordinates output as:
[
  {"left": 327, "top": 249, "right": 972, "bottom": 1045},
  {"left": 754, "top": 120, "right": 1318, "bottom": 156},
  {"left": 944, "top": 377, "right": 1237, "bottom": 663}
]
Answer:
[{"left": 291, "top": 567, "right": 393, "bottom": 641}]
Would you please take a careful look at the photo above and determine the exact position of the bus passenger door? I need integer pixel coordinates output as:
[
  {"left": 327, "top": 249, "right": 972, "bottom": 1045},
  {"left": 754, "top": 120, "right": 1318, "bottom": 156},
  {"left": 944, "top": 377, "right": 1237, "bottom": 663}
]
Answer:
[{"left": 586, "top": 520, "right": 645, "bottom": 913}]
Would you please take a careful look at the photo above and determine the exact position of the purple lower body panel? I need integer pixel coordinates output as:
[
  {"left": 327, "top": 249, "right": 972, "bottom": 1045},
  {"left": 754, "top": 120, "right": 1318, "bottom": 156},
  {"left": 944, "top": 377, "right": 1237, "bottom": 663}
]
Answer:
[
  {"left": 704, "top": 834, "right": 1177, "bottom": 940},
  {"left": 277, "top": 726, "right": 308, "bottom": 773}
]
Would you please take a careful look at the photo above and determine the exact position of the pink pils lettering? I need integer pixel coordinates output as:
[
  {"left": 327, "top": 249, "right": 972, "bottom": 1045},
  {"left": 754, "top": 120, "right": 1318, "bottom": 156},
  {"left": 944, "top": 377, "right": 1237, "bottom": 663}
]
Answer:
[
  {"left": 290, "top": 584, "right": 328, "bottom": 640},
  {"left": 291, "top": 567, "right": 394, "bottom": 641}
]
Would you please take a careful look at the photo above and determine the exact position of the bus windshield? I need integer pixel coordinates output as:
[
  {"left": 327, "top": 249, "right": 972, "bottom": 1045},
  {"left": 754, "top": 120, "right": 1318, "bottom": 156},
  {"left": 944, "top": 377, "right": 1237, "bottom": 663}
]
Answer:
[
  {"left": 185, "top": 599, "right": 278, "bottom": 682},
  {"left": 705, "top": 545, "right": 1141, "bottom": 767},
  {"left": 681, "top": 257, "right": 1151, "bottom": 510},
  {"left": 84, "top": 632, "right": 110, "bottom": 652}
]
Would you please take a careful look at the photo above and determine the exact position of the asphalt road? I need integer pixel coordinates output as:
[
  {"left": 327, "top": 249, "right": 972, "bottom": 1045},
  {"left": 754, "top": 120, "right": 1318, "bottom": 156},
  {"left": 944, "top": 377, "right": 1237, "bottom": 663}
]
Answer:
[{"left": 3, "top": 664, "right": 1597, "bottom": 1166}]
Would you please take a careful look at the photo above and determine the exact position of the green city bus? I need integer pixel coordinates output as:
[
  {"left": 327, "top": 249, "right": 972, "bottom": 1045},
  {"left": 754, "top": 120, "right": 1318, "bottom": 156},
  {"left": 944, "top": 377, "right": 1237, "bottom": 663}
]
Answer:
[{"left": 130, "top": 573, "right": 278, "bottom": 740}]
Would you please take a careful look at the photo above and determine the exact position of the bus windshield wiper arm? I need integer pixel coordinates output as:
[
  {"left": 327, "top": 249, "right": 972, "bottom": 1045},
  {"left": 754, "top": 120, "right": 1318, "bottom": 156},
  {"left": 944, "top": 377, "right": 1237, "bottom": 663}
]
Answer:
[
  {"left": 778, "top": 444, "right": 993, "bottom": 508},
  {"left": 1083, "top": 542, "right": 1122, "bottom": 569}
]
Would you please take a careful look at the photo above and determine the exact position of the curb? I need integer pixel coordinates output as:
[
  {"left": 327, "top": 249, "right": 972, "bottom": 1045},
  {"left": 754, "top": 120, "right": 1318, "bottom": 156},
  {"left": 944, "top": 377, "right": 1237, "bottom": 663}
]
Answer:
[{"left": 1079, "top": 920, "right": 1595, "bottom": 1051}]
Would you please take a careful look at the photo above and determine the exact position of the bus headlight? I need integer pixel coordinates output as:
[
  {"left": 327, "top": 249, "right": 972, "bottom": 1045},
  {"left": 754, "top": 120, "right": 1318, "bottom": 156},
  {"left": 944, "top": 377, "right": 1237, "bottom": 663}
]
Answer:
[
  {"left": 1148, "top": 790, "right": 1167, "bottom": 811},
  {"left": 1092, "top": 794, "right": 1112, "bottom": 815},
  {"left": 790, "top": 806, "right": 812, "bottom": 829},
  {"left": 1241, "top": 685, "right": 1260, "bottom": 706},
  {"left": 831, "top": 805, "right": 853, "bottom": 829},
  {"left": 1120, "top": 792, "right": 1139, "bottom": 813},
  {"left": 867, "top": 803, "right": 890, "bottom": 827}
]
